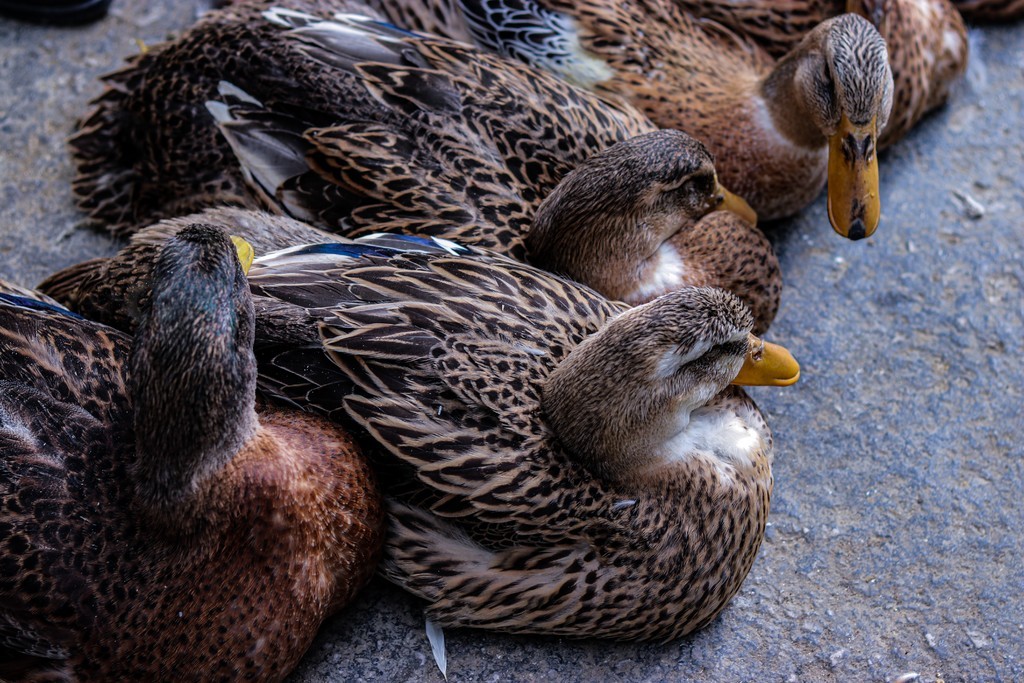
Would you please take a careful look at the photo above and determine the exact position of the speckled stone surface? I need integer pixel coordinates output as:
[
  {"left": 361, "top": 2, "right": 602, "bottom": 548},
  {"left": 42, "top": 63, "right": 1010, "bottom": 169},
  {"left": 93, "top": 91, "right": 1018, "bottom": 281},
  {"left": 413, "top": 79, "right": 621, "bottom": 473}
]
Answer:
[{"left": 1, "top": 4, "right": 1022, "bottom": 682}]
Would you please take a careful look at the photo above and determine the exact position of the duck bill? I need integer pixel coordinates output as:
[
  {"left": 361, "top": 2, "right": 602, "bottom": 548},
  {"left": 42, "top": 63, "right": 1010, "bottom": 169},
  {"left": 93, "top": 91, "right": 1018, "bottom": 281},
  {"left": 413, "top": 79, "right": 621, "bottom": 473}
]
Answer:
[
  {"left": 713, "top": 180, "right": 759, "bottom": 225},
  {"left": 231, "top": 235, "right": 255, "bottom": 275},
  {"left": 827, "top": 114, "right": 880, "bottom": 241},
  {"left": 731, "top": 334, "right": 800, "bottom": 387}
]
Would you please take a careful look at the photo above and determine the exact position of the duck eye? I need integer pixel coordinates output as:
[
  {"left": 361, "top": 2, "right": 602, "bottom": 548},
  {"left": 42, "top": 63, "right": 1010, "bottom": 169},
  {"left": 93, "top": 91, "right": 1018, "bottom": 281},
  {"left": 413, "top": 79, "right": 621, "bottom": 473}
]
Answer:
[
  {"left": 675, "top": 179, "right": 696, "bottom": 196},
  {"left": 814, "top": 61, "right": 839, "bottom": 122},
  {"left": 690, "top": 173, "right": 714, "bottom": 197},
  {"left": 668, "top": 173, "right": 712, "bottom": 199}
]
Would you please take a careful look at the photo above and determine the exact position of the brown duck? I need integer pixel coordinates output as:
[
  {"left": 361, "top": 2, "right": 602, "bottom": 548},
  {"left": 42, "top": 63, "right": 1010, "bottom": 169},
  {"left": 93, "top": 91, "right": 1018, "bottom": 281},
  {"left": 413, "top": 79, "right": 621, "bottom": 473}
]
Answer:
[
  {"left": 364, "top": 0, "right": 896, "bottom": 238},
  {"left": 656, "top": 0, "right": 969, "bottom": 149},
  {"left": 0, "top": 225, "right": 383, "bottom": 681},
  {"left": 43, "top": 220, "right": 801, "bottom": 642},
  {"left": 72, "top": 6, "right": 780, "bottom": 327}
]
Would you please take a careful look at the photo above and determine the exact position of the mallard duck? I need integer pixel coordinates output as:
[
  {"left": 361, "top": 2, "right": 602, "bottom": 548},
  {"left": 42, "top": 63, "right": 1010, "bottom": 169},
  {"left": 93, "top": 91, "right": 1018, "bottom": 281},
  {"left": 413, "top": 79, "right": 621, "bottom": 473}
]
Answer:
[
  {"left": 357, "top": 0, "right": 894, "bottom": 238},
  {"left": 43, "top": 199, "right": 778, "bottom": 339},
  {"left": 651, "top": 0, "right": 968, "bottom": 149},
  {"left": 0, "top": 225, "right": 383, "bottom": 680},
  {"left": 72, "top": 9, "right": 780, "bottom": 328},
  {"left": 44, "top": 221, "right": 800, "bottom": 641}
]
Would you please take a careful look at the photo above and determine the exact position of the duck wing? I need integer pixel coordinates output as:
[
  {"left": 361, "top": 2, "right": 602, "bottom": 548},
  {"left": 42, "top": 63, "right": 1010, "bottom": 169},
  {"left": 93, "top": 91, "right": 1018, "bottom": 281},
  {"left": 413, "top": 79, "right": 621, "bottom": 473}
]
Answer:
[
  {"left": 0, "top": 294, "right": 131, "bottom": 423},
  {"left": 248, "top": 238, "right": 625, "bottom": 536},
  {"left": 0, "top": 298, "right": 132, "bottom": 674},
  {"left": 74, "top": 5, "right": 652, "bottom": 248}
]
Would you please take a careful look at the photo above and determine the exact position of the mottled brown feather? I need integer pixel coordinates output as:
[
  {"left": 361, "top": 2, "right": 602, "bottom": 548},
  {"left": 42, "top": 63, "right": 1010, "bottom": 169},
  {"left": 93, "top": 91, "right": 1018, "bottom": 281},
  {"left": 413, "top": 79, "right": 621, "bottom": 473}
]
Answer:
[
  {"left": 0, "top": 228, "right": 383, "bottom": 680},
  {"left": 70, "top": 8, "right": 780, "bottom": 328},
  {"left": 40, "top": 222, "right": 781, "bottom": 641},
  {"left": 951, "top": 0, "right": 1024, "bottom": 19}
]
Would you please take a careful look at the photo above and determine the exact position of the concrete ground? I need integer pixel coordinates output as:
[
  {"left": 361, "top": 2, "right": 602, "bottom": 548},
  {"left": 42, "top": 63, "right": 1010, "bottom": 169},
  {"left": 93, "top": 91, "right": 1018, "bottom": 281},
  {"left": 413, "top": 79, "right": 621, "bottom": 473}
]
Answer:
[{"left": 1, "top": 3, "right": 1022, "bottom": 681}]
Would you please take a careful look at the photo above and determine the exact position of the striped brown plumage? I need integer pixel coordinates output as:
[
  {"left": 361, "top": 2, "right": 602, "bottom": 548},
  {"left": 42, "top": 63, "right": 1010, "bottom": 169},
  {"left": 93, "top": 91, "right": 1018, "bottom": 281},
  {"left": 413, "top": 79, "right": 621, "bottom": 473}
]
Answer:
[
  {"left": 44, "top": 220, "right": 782, "bottom": 642},
  {"left": 363, "top": 0, "right": 897, "bottom": 224},
  {"left": 70, "top": 5, "right": 779, "bottom": 326},
  {"left": 0, "top": 226, "right": 383, "bottom": 681}
]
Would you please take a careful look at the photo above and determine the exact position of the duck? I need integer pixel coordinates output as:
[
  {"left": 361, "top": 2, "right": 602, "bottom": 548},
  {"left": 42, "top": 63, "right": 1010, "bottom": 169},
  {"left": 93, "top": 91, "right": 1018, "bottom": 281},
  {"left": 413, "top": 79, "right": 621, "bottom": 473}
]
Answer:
[
  {"left": 356, "top": 0, "right": 896, "bottom": 238},
  {"left": 41, "top": 220, "right": 800, "bottom": 642},
  {"left": 651, "top": 0, "right": 968, "bottom": 149},
  {"left": 0, "top": 225, "right": 384, "bottom": 681},
  {"left": 72, "top": 8, "right": 781, "bottom": 327}
]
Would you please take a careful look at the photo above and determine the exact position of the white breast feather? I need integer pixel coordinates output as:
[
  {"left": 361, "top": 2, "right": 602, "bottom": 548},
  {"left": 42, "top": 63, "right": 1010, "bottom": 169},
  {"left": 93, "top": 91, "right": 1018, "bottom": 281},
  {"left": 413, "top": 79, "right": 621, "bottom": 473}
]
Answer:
[
  {"left": 661, "top": 408, "right": 765, "bottom": 486},
  {"left": 634, "top": 242, "right": 686, "bottom": 301}
]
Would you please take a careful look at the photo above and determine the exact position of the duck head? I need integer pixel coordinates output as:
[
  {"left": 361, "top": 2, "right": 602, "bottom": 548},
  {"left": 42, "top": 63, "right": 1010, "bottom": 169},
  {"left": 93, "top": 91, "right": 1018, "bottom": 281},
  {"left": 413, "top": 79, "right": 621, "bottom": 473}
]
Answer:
[
  {"left": 541, "top": 287, "right": 798, "bottom": 483},
  {"left": 130, "top": 224, "right": 259, "bottom": 515},
  {"left": 526, "top": 130, "right": 756, "bottom": 302},
  {"left": 786, "top": 14, "right": 893, "bottom": 239}
]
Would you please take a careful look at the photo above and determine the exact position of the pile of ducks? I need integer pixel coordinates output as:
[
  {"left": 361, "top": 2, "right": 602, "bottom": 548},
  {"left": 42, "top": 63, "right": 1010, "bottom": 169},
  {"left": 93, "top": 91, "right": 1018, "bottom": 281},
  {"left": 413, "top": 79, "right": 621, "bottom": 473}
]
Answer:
[{"left": 1, "top": 0, "right": 1015, "bottom": 679}]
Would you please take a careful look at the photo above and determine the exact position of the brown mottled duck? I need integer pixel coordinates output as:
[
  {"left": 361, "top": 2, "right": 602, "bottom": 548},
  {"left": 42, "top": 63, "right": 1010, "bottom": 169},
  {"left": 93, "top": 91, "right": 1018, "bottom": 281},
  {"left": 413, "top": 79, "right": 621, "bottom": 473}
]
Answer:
[
  {"left": 43, "top": 220, "right": 800, "bottom": 642},
  {"left": 657, "top": 0, "right": 969, "bottom": 149},
  {"left": 0, "top": 225, "right": 383, "bottom": 681},
  {"left": 360, "top": 0, "right": 896, "bottom": 238},
  {"left": 72, "top": 8, "right": 780, "bottom": 327}
]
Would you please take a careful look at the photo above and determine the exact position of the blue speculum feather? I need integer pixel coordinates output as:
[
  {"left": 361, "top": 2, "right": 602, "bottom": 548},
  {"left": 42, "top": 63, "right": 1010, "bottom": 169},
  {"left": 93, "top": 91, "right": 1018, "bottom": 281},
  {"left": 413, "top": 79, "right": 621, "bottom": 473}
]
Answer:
[
  {"left": 360, "top": 233, "right": 471, "bottom": 253},
  {"left": 364, "top": 18, "right": 421, "bottom": 37},
  {"left": 0, "top": 293, "right": 84, "bottom": 319},
  {"left": 280, "top": 242, "right": 397, "bottom": 259},
  {"left": 284, "top": 235, "right": 470, "bottom": 259}
]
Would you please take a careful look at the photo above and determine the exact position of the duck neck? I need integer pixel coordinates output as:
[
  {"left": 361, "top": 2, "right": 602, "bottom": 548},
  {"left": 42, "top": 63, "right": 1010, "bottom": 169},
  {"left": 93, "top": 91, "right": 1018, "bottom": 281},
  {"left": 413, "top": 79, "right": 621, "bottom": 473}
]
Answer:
[
  {"left": 527, "top": 199, "right": 650, "bottom": 303},
  {"left": 129, "top": 266, "right": 259, "bottom": 518},
  {"left": 541, "top": 322, "right": 711, "bottom": 485},
  {"left": 760, "top": 43, "right": 828, "bottom": 150}
]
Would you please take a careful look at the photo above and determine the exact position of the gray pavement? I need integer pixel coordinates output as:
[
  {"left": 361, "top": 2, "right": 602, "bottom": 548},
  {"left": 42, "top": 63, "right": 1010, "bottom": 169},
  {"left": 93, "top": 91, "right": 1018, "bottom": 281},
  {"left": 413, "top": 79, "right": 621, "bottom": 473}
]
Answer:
[{"left": 1, "top": 4, "right": 1022, "bottom": 681}]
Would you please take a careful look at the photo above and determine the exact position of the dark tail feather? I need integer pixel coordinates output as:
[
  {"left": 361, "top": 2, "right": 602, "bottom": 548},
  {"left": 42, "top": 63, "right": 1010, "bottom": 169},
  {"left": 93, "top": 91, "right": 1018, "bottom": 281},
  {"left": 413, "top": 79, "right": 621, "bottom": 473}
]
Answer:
[
  {"left": 69, "top": 47, "right": 255, "bottom": 236},
  {"left": 70, "top": 72, "right": 147, "bottom": 236}
]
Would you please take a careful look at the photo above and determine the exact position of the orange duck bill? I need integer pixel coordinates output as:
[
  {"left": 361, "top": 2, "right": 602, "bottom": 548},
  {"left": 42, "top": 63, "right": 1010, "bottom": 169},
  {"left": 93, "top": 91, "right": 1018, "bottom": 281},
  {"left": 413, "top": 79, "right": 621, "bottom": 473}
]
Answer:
[
  {"left": 827, "top": 114, "right": 880, "bottom": 240},
  {"left": 731, "top": 334, "right": 800, "bottom": 387},
  {"left": 713, "top": 179, "right": 759, "bottom": 225}
]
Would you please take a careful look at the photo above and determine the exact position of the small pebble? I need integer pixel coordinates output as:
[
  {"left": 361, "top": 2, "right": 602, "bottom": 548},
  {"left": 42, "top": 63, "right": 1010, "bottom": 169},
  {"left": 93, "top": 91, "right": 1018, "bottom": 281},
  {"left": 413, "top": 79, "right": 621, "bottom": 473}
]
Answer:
[
  {"left": 890, "top": 673, "right": 919, "bottom": 683},
  {"left": 966, "top": 629, "right": 991, "bottom": 648},
  {"left": 952, "top": 189, "right": 985, "bottom": 219}
]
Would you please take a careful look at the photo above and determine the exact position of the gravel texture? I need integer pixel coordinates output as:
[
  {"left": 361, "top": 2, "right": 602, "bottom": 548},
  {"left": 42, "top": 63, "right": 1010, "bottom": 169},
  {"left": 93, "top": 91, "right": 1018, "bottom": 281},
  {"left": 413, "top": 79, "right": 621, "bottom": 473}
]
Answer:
[{"left": 1, "top": 4, "right": 1022, "bottom": 682}]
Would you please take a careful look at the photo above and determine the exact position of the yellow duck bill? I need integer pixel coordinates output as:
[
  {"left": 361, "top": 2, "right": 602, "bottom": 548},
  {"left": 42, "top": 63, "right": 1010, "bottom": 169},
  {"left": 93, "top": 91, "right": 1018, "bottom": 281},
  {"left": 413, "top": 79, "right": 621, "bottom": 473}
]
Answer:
[
  {"left": 827, "top": 114, "right": 880, "bottom": 241},
  {"left": 715, "top": 181, "right": 759, "bottom": 225},
  {"left": 731, "top": 334, "right": 800, "bottom": 387},
  {"left": 231, "top": 235, "right": 255, "bottom": 275}
]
